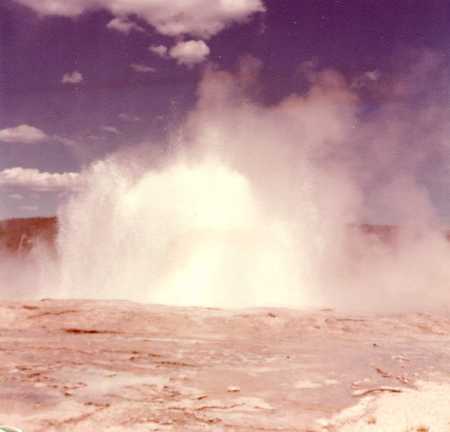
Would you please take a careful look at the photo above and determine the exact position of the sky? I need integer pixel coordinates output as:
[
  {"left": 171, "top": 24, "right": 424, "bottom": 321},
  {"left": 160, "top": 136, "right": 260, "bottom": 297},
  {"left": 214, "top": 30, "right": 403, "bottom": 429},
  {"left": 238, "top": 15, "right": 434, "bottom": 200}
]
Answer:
[{"left": 0, "top": 0, "right": 450, "bottom": 221}]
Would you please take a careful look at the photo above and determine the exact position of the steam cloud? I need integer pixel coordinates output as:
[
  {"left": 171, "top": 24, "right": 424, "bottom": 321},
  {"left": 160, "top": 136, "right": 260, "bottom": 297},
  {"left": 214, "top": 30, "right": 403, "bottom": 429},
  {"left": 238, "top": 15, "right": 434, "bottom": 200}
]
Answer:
[{"left": 2, "top": 52, "right": 450, "bottom": 312}]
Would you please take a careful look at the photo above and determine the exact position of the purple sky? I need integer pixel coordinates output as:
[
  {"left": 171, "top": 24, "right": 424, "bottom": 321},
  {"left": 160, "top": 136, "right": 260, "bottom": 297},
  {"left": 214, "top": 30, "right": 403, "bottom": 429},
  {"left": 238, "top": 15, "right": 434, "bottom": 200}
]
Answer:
[{"left": 0, "top": 0, "right": 449, "bottom": 220}]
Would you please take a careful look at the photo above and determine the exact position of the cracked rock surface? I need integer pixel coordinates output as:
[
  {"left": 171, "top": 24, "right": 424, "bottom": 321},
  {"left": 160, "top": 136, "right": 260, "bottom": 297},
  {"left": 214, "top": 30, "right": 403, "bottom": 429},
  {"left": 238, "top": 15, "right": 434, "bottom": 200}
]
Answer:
[{"left": 0, "top": 300, "right": 449, "bottom": 431}]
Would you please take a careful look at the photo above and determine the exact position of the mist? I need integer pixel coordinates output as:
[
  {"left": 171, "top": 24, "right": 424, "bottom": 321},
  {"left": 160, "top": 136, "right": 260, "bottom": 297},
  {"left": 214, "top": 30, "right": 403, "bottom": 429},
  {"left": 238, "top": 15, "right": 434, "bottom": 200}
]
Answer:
[{"left": 2, "top": 53, "right": 450, "bottom": 312}]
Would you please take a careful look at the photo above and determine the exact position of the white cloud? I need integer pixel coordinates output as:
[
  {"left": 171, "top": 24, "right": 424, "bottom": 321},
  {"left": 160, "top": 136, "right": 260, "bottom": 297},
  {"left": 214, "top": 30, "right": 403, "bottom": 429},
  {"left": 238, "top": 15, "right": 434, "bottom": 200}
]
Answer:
[
  {"left": 169, "top": 40, "right": 210, "bottom": 66},
  {"left": 152, "top": 40, "right": 211, "bottom": 67},
  {"left": 0, "top": 167, "right": 80, "bottom": 192},
  {"left": 130, "top": 63, "right": 156, "bottom": 73},
  {"left": 107, "top": 17, "right": 145, "bottom": 34},
  {"left": 118, "top": 113, "right": 141, "bottom": 122},
  {"left": 0, "top": 124, "right": 48, "bottom": 144},
  {"left": 101, "top": 126, "right": 120, "bottom": 134},
  {"left": 14, "top": 0, "right": 265, "bottom": 38},
  {"left": 149, "top": 44, "right": 168, "bottom": 58},
  {"left": 62, "top": 71, "right": 84, "bottom": 85}
]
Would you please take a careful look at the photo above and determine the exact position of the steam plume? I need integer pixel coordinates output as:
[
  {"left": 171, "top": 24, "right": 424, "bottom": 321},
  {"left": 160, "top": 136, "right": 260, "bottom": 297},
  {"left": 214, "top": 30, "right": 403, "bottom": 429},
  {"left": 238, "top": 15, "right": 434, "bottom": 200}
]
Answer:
[{"left": 3, "top": 53, "right": 450, "bottom": 312}]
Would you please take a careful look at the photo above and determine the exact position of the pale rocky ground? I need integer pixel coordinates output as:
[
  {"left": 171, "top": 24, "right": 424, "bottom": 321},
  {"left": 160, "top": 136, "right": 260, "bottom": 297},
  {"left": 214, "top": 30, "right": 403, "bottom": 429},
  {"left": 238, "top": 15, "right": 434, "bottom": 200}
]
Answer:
[{"left": 0, "top": 300, "right": 449, "bottom": 431}]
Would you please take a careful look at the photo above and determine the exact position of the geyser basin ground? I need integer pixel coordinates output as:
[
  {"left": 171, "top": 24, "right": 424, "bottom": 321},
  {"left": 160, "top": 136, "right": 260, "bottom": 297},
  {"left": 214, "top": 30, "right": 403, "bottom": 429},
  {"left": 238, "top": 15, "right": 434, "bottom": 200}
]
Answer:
[{"left": 1, "top": 300, "right": 449, "bottom": 431}]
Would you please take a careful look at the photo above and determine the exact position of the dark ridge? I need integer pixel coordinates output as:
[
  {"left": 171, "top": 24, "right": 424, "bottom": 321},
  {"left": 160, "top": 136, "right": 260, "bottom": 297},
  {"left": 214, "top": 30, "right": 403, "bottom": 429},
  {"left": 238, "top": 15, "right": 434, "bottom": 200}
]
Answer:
[
  {"left": 356, "top": 223, "right": 450, "bottom": 243},
  {"left": 0, "top": 217, "right": 449, "bottom": 255},
  {"left": 0, "top": 217, "right": 58, "bottom": 254}
]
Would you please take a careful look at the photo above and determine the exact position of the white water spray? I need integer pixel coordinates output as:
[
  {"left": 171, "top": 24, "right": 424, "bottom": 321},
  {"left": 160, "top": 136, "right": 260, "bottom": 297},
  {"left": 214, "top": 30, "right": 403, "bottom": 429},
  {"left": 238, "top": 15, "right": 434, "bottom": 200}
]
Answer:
[{"left": 2, "top": 58, "right": 450, "bottom": 311}]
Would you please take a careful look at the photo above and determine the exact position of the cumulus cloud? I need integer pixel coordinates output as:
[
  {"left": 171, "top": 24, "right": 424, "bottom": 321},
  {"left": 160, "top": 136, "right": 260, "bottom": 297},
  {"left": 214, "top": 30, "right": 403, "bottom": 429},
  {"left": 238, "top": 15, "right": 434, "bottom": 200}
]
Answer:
[
  {"left": 149, "top": 44, "right": 168, "bottom": 58},
  {"left": 130, "top": 63, "right": 156, "bottom": 73},
  {"left": 0, "top": 167, "right": 80, "bottom": 191},
  {"left": 0, "top": 124, "right": 48, "bottom": 144},
  {"left": 151, "top": 40, "right": 210, "bottom": 66},
  {"left": 107, "top": 17, "right": 145, "bottom": 34},
  {"left": 14, "top": 0, "right": 265, "bottom": 38},
  {"left": 61, "top": 71, "right": 84, "bottom": 85},
  {"left": 169, "top": 40, "right": 210, "bottom": 66}
]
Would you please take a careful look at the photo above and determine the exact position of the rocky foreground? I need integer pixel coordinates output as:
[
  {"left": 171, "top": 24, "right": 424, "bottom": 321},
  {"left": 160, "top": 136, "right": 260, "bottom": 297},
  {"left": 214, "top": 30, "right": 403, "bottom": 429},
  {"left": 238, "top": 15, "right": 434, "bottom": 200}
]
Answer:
[{"left": 0, "top": 300, "right": 449, "bottom": 431}]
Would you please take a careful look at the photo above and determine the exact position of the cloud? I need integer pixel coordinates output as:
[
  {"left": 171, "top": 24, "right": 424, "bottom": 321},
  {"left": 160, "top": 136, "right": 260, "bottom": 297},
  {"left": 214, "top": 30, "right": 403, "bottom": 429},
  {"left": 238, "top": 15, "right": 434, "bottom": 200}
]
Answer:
[
  {"left": 130, "top": 63, "right": 156, "bottom": 73},
  {"left": 107, "top": 17, "right": 145, "bottom": 34},
  {"left": 0, "top": 124, "right": 48, "bottom": 144},
  {"left": 14, "top": 0, "right": 265, "bottom": 38},
  {"left": 0, "top": 167, "right": 80, "bottom": 191},
  {"left": 62, "top": 71, "right": 84, "bottom": 85},
  {"left": 149, "top": 44, "right": 168, "bottom": 58},
  {"left": 118, "top": 113, "right": 140, "bottom": 122},
  {"left": 169, "top": 40, "right": 210, "bottom": 66},
  {"left": 101, "top": 126, "right": 120, "bottom": 134},
  {"left": 151, "top": 40, "right": 211, "bottom": 66}
]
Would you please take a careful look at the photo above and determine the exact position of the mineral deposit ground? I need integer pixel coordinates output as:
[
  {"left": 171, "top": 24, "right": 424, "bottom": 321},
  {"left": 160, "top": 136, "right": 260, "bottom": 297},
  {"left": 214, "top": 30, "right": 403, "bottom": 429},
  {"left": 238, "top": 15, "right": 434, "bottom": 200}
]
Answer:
[{"left": 0, "top": 299, "right": 450, "bottom": 431}]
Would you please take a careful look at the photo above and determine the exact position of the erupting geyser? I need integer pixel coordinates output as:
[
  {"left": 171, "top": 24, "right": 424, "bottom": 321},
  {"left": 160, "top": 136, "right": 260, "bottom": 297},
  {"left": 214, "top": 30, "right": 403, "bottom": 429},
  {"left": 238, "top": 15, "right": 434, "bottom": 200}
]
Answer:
[
  {"left": 56, "top": 158, "right": 310, "bottom": 307},
  {"left": 3, "top": 62, "right": 450, "bottom": 312}
]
